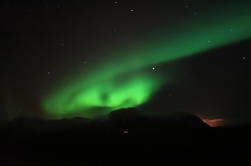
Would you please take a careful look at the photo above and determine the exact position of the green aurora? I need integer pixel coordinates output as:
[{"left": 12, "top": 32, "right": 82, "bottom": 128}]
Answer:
[{"left": 43, "top": 5, "right": 251, "bottom": 119}]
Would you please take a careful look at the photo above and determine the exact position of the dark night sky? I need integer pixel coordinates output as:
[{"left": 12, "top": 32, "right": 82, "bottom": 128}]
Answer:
[{"left": 0, "top": 0, "right": 250, "bottom": 124}]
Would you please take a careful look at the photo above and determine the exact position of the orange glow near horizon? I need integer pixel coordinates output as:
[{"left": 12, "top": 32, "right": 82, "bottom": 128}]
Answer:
[{"left": 202, "top": 118, "right": 224, "bottom": 127}]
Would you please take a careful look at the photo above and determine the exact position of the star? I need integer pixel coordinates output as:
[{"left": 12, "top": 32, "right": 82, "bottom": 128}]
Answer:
[
  {"left": 152, "top": 67, "right": 156, "bottom": 71},
  {"left": 58, "top": 42, "right": 65, "bottom": 47},
  {"left": 193, "top": 11, "right": 198, "bottom": 15},
  {"left": 81, "top": 60, "right": 88, "bottom": 64},
  {"left": 242, "top": 56, "right": 246, "bottom": 60},
  {"left": 130, "top": 9, "right": 135, "bottom": 12},
  {"left": 185, "top": 4, "right": 190, "bottom": 9},
  {"left": 113, "top": 27, "right": 117, "bottom": 32}
]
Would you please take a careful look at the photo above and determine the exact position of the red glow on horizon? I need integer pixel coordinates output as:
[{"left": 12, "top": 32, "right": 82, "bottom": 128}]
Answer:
[{"left": 202, "top": 118, "right": 224, "bottom": 127}]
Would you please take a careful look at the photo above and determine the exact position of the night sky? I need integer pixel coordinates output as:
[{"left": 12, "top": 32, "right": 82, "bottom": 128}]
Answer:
[{"left": 1, "top": 0, "right": 250, "bottom": 125}]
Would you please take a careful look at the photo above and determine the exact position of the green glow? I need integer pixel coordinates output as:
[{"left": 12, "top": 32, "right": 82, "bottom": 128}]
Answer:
[
  {"left": 44, "top": 74, "right": 162, "bottom": 118},
  {"left": 43, "top": 5, "right": 251, "bottom": 119}
]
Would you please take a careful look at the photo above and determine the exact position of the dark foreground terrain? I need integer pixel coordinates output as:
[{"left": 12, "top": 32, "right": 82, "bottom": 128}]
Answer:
[{"left": 0, "top": 108, "right": 251, "bottom": 165}]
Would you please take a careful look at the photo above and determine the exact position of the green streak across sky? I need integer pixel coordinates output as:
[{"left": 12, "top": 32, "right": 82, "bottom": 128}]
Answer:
[{"left": 43, "top": 5, "right": 251, "bottom": 119}]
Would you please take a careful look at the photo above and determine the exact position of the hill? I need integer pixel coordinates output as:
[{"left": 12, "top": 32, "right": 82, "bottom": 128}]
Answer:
[{"left": 0, "top": 108, "right": 250, "bottom": 165}]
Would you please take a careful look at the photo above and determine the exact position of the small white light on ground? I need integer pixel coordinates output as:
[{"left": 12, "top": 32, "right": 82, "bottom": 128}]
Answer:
[{"left": 121, "top": 130, "right": 129, "bottom": 134}]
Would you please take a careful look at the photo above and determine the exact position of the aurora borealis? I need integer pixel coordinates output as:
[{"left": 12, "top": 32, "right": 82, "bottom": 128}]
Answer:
[
  {"left": 1, "top": 1, "right": 250, "bottom": 123},
  {"left": 42, "top": 3, "right": 251, "bottom": 119},
  {"left": 1, "top": 2, "right": 251, "bottom": 165}
]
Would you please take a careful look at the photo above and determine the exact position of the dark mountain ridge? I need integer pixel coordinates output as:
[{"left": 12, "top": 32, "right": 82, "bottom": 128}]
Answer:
[{"left": 0, "top": 108, "right": 251, "bottom": 165}]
